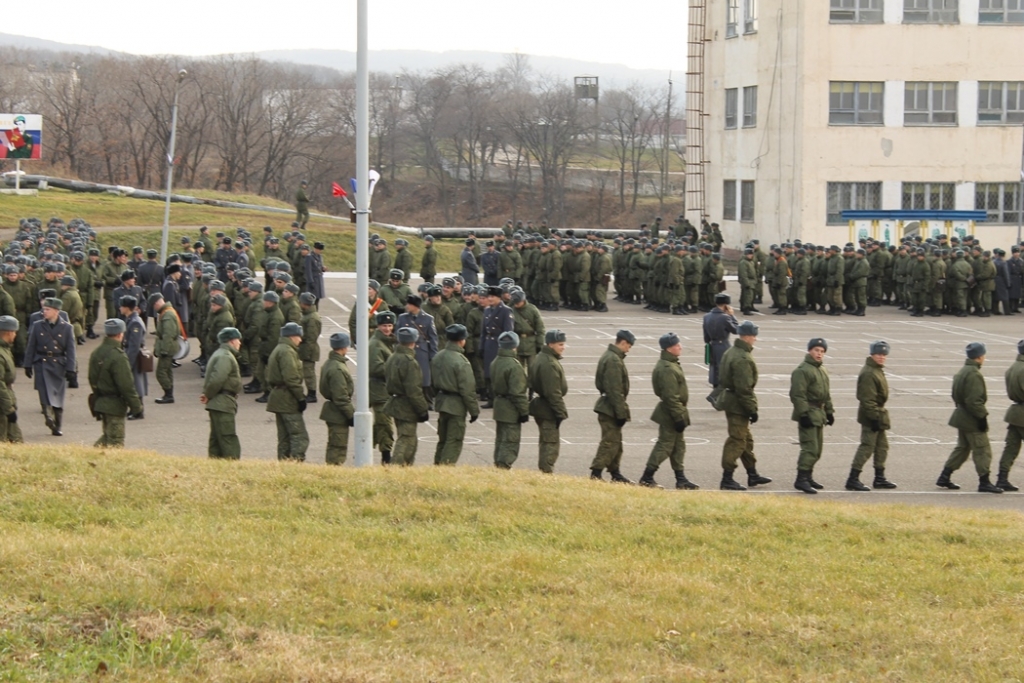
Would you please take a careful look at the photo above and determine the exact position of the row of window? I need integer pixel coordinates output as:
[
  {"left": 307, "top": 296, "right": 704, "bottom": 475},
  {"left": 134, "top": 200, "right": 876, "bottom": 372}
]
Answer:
[
  {"left": 722, "top": 180, "right": 756, "bottom": 222},
  {"left": 829, "top": 0, "right": 1023, "bottom": 24},
  {"left": 825, "top": 181, "right": 1022, "bottom": 224},
  {"left": 825, "top": 81, "right": 1023, "bottom": 126},
  {"left": 724, "top": 86, "right": 757, "bottom": 129},
  {"left": 726, "top": 0, "right": 758, "bottom": 37}
]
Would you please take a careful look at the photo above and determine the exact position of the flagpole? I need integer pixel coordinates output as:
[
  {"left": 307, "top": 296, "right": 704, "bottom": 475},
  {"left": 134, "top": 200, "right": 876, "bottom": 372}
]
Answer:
[{"left": 353, "top": 0, "right": 372, "bottom": 467}]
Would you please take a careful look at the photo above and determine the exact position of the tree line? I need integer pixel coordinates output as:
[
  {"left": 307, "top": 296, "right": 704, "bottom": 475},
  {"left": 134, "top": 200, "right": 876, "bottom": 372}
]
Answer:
[{"left": 0, "top": 49, "right": 682, "bottom": 225}]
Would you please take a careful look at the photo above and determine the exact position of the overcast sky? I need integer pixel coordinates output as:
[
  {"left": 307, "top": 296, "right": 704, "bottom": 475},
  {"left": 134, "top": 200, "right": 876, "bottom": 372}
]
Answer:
[{"left": 29, "top": 0, "right": 688, "bottom": 72}]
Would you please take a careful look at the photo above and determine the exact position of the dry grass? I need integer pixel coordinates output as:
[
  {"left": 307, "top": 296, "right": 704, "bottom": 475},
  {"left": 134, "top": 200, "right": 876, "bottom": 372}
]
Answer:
[{"left": 1, "top": 445, "right": 1023, "bottom": 682}]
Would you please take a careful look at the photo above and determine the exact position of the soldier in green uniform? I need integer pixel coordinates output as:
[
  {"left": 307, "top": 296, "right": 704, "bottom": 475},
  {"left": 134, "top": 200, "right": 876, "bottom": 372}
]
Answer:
[
  {"left": 845, "top": 340, "right": 897, "bottom": 491},
  {"left": 909, "top": 247, "right": 932, "bottom": 317},
  {"left": 59, "top": 275, "right": 86, "bottom": 342},
  {"left": 255, "top": 291, "right": 286, "bottom": 404},
  {"left": 948, "top": 250, "right": 972, "bottom": 316},
  {"left": 383, "top": 326, "right": 430, "bottom": 466},
  {"left": 459, "top": 286, "right": 486, "bottom": 399},
  {"left": 824, "top": 245, "right": 845, "bottom": 316},
  {"left": 368, "top": 311, "right": 396, "bottom": 464},
  {"left": 295, "top": 180, "right": 310, "bottom": 229},
  {"left": 997, "top": 340, "right": 1024, "bottom": 491},
  {"left": 204, "top": 294, "right": 235, "bottom": 373},
  {"left": 348, "top": 280, "right": 384, "bottom": 343},
  {"left": 149, "top": 293, "right": 181, "bottom": 405},
  {"left": 431, "top": 323, "right": 480, "bottom": 465},
  {"left": 265, "top": 321, "right": 309, "bottom": 461},
  {"left": 298, "top": 292, "right": 322, "bottom": 401},
  {"left": 509, "top": 289, "right": 543, "bottom": 374},
  {"left": 0, "top": 316, "right": 22, "bottom": 443},
  {"left": 591, "top": 329, "right": 636, "bottom": 483},
  {"left": 529, "top": 329, "right": 568, "bottom": 473},
  {"left": 717, "top": 321, "right": 773, "bottom": 490},
  {"left": 419, "top": 235, "right": 438, "bottom": 284},
  {"left": 3, "top": 265, "right": 32, "bottom": 362},
  {"left": 393, "top": 239, "right": 413, "bottom": 282},
  {"left": 201, "top": 326, "right": 244, "bottom": 459},
  {"left": 380, "top": 269, "right": 411, "bottom": 315},
  {"left": 88, "top": 318, "right": 143, "bottom": 448},
  {"left": 936, "top": 342, "right": 1004, "bottom": 492},
  {"left": 490, "top": 331, "right": 529, "bottom": 469},
  {"left": 738, "top": 248, "right": 759, "bottom": 315},
  {"left": 319, "top": 332, "right": 356, "bottom": 465},
  {"left": 424, "top": 286, "right": 455, "bottom": 336},
  {"left": 790, "top": 338, "right": 834, "bottom": 494}
]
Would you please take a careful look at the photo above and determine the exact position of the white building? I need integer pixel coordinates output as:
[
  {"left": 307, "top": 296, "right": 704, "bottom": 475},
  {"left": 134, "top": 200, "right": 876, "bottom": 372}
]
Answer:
[{"left": 687, "top": 0, "right": 1024, "bottom": 248}]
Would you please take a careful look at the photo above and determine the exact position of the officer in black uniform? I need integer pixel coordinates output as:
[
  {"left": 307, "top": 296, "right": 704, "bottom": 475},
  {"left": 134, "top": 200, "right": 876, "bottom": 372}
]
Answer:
[
  {"left": 479, "top": 285, "right": 515, "bottom": 408},
  {"left": 702, "top": 293, "right": 739, "bottom": 406}
]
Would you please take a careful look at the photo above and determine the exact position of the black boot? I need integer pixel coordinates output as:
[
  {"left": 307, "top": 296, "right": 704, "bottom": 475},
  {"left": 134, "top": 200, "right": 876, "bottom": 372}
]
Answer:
[
  {"left": 674, "top": 469, "right": 699, "bottom": 490},
  {"left": 936, "top": 468, "right": 960, "bottom": 490},
  {"left": 978, "top": 474, "right": 1004, "bottom": 494},
  {"left": 845, "top": 468, "right": 870, "bottom": 491},
  {"left": 873, "top": 468, "right": 897, "bottom": 489},
  {"left": 590, "top": 468, "right": 604, "bottom": 481},
  {"left": 746, "top": 468, "right": 772, "bottom": 487},
  {"left": 997, "top": 470, "right": 1019, "bottom": 492},
  {"left": 638, "top": 466, "right": 663, "bottom": 489},
  {"left": 720, "top": 468, "right": 747, "bottom": 491},
  {"left": 609, "top": 469, "right": 633, "bottom": 484},
  {"left": 381, "top": 450, "right": 391, "bottom": 465},
  {"left": 51, "top": 407, "right": 63, "bottom": 436},
  {"left": 306, "top": 390, "right": 317, "bottom": 404},
  {"left": 243, "top": 380, "right": 262, "bottom": 394},
  {"left": 155, "top": 391, "right": 174, "bottom": 404},
  {"left": 805, "top": 469, "right": 824, "bottom": 490},
  {"left": 794, "top": 470, "right": 817, "bottom": 494},
  {"left": 255, "top": 391, "right": 269, "bottom": 404},
  {"left": 239, "top": 363, "right": 252, "bottom": 378}
]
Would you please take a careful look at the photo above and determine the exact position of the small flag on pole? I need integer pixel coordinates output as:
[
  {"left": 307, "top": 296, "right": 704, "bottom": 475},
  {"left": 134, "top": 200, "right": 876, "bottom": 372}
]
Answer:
[{"left": 332, "top": 181, "right": 347, "bottom": 197}]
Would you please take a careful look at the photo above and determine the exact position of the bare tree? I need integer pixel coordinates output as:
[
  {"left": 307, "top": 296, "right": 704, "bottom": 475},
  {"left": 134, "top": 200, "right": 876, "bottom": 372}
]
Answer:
[{"left": 405, "top": 69, "right": 455, "bottom": 224}]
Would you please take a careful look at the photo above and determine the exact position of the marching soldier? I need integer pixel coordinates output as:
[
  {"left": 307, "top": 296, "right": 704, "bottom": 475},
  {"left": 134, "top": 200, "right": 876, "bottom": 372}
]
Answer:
[
  {"left": 790, "top": 338, "right": 834, "bottom": 494},
  {"left": 265, "top": 321, "right": 309, "bottom": 461},
  {"left": 88, "top": 318, "right": 143, "bottom": 447},
  {"left": 298, "top": 292, "right": 322, "bottom": 402},
  {"left": 491, "top": 331, "right": 529, "bottom": 469},
  {"left": 384, "top": 326, "right": 430, "bottom": 466},
  {"left": 638, "top": 332, "right": 698, "bottom": 489},
  {"left": 591, "top": 329, "right": 635, "bottom": 483},
  {"left": 847, "top": 340, "right": 897, "bottom": 491},
  {"left": 431, "top": 323, "right": 480, "bottom": 465},
  {"left": 936, "top": 342, "right": 1004, "bottom": 492},
  {"left": 717, "top": 321, "right": 772, "bottom": 490},
  {"left": 0, "top": 316, "right": 22, "bottom": 443},
  {"left": 702, "top": 293, "right": 738, "bottom": 406},
  {"left": 529, "top": 329, "right": 568, "bottom": 474},
  {"left": 368, "top": 311, "right": 396, "bottom": 464},
  {"left": 201, "top": 327, "right": 244, "bottom": 459},
  {"left": 319, "top": 331, "right": 355, "bottom": 465},
  {"left": 24, "top": 297, "right": 77, "bottom": 436},
  {"left": 997, "top": 340, "right": 1024, "bottom": 491}
]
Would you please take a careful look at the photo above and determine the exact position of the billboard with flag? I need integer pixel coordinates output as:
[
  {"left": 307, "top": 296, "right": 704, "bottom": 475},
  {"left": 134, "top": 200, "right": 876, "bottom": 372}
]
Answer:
[{"left": 0, "top": 113, "right": 42, "bottom": 160}]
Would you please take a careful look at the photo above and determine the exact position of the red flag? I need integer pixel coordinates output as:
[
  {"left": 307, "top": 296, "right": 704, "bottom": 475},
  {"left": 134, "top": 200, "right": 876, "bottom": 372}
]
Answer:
[{"left": 332, "top": 181, "right": 347, "bottom": 197}]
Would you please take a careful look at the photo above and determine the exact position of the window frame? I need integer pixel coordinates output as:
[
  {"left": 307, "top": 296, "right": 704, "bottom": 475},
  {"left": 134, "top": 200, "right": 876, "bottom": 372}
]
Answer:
[
  {"left": 901, "top": 182, "right": 956, "bottom": 211},
  {"left": 723, "top": 180, "right": 737, "bottom": 221},
  {"left": 742, "top": 86, "right": 758, "bottom": 128},
  {"left": 727, "top": 0, "right": 739, "bottom": 37},
  {"left": 975, "top": 182, "right": 1023, "bottom": 224},
  {"left": 829, "top": 0, "right": 884, "bottom": 23},
  {"left": 743, "top": 0, "right": 758, "bottom": 33},
  {"left": 903, "top": 0, "right": 960, "bottom": 23},
  {"left": 827, "top": 181, "right": 882, "bottom": 225},
  {"left": 978, "top": 81, "right": 1024, "bottom": 125},
  {"left": 725, "top": 88, "right": 738, "bottom": 130},
  {"left": 829, "top": 81, "right": 885, "bottom": 126},
  {"left": 740, "top": 181, "right": 756, "bottom": 222},
  {"left": 979, "top": 0, "right": 1024, "bottom": 24},
  {"left": 904, "top": 82, "right": 958, "bottom": 126}
]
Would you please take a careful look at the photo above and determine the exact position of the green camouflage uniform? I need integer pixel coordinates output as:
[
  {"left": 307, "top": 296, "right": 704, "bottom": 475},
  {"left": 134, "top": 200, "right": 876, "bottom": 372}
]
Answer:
[
  {"left": 203, "top": 343, "right": 243, "bottom": 459},
  {"left": 265, "top": 336, "right": 309, "bottom": 461},
  {"left": 491, "top": 347, "right": 529, "bottom": 468},
  {"left": 319, "top": 351, "right": 355, "bottom": 465},
  {"left": 592, "top": 344, "right": 630, "bottom": 473},
  {"left": 529, "top": 346, "right": 568, "bottom": 473},
  {"left": 88, "top": 336, "right": 143, "bottom": 448},
  {"left": 383, "top": 345, "right": 429, "bottom": 466},
  {"left": 718, "top": 338, "right": 758, "bottom": 472},
  {"left": 431, "top": 341, "right": 480, "bottom": 465},
  {"left": 790, "top": 353, "right": 834, "bottom": 472}
]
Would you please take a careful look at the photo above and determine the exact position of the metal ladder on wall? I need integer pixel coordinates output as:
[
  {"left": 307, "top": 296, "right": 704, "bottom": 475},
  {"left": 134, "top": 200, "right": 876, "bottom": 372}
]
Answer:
[{"left": 685, "top": 0, "right": 709, "bottom": 221}]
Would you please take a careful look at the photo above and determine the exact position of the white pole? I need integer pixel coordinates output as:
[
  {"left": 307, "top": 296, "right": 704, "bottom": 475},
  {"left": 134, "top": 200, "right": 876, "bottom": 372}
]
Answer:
[
  {"left": 14, "top": 159, "right": 19, "bottom": 191},
  {"left": 353, "top": 0, "right": 372, "bottom": 466},
  {"left": 160, "top": 70, "right": 187, "bottom": 263}
]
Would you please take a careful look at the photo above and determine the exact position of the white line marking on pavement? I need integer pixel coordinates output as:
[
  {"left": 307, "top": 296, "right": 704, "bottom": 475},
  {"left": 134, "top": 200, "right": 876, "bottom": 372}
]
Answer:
[{"left": 329, "top": 297, "right": 350, "bottom": 312}]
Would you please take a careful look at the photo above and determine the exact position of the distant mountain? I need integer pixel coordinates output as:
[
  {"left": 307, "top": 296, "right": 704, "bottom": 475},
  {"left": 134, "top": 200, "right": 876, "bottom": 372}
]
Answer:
[
  {"left": 0, "top": 32, "right": 121, "bottom": 55},
  {"left": 255, "top": 49, "right": 678, "bottom": 91}
]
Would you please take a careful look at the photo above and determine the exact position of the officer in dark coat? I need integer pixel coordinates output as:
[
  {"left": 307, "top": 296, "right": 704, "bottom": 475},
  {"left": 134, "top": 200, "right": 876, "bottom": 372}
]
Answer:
[
  {"left": 111, "top": 270, "right": 144, "bottom": 321},
  {"left": 481, "top": 241, "right": 501, "bottom": 286},
  {"left": 702, "top": 293, "right": 739, "bottom": 405},
  {"left": 161, "top": 264, "right": 184, "bottom": 323},
  {"left": 304, "top": 241, "right": 326, "bottom": 302},
  {"left": 1008, "top": 248, "right": 1024, "bottom": 313},
  {"left": 23, "top": 297, "right": 77, "bottom": 436},
  {"left": 396, "top": 294, "right": 439, "bottom": 403},
  {"left": 479, "top": 285, "right": 514, "bottom": 407},
  {"left": 461, "top": 241, "right": 480, "bottom": 284},
  {"left": 137, "top": 249, "right": 165, "bottom": 318}
]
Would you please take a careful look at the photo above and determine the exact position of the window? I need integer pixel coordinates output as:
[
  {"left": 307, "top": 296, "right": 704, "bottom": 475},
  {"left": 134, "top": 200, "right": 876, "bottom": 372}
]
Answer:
[
  {"left": 743, "top": 86, "right": 758, "bottom": 128},
  {"left": 902, "top": 182, "right": 955, "bottom": 210},
  {"left": 827, "top": 182, "right": 882, "bottom": 224},
  {"left": 744, "top": 0, "right": 758, "bottom": 32},
  {"left": 979, "top": 0, "right": 1024, "bottom": 23},
  {"left": 904, "top": 82, "right": 957, "bottom": 125},
  {"left": 903, "top": 0, "right": 959, "bottom": 22},
  {"left": 829, "top": 82, "right": 884, "bottom": 125},
  {"left": 830, "top": 0, "right": 884, "bottom": 22},
  {"left": 978, "top": 82, "right": 1024, "bottom": 124},
  {"left": 727, "top": 0, "right": 739, "bottom": 36},
  {"left": 725, "top": 88, "right": 738, "bottom": 129},
  {"left": 976, "top": 183, "right": 1022, "bottom": 224},
  {"left": 741, "top": 181, "right": 756, "bottom": 222},
  {"left": 723, "top": 181, "right": 737, "bottom": 220}
]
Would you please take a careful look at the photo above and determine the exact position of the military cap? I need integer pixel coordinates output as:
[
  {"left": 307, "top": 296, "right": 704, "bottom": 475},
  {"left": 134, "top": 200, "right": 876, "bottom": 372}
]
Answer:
[
  {"left": 389, "top": 268, "right": 404, "bottom": 280},
  {"left": 299, "top": 292, "right": 317, "bottom": 306},
  {"left": 616, "top": 329, "right": 637, "bottom": 345},
  {"left": 145, "top": 249, "right": 158, "bottom": 258},
  {"left": 916, "top": 248, "right": 926, "bottom": 255},
  {"left": 688, "top": 245, "right": 698, "bottom": 253},
  {"left": 147, "top": 293, "right": 164, "bottom": 309},
  {"left": 406, "top": 294, "right": 423, "bottom": 307},
  {"left": 424, "top": 235, "right": 434, "bottom": 242},
  {"left": 210, "top": 294, "right": 227, "bottom": 307},
  {"left": 659, "top": 332, "right": 681, "bottom": 350},
  {"left": 166, "top": 263, "right": 181, "bottom": 275},
  {"left": 88, "top": 248, "right": 100, "bottom": 257},
  {"left": 445, "top": 324, "right": 468, "bottom": 341},
  {"left": 214, "top": 327, "right": 240, "bottom": 344},
  {"left": 376, "top": 310, "right": 396, "bottom": 325},
  {"left": 807, "top": 337, "right": 828, "bottom": 352},
  {"left": 498, "top": 331, "right": 520, "bottom": 350},
  {"left": 0, "top": 315, "right": 18, "bottom": 332},
  {"left": 59, "top": 275, "right": 76, "bottom": 287},
  {"left": 797, "top": 248, "right": 806, "bottom": 256},
  {"left": 368, "top": 279, "right": 380, "bottom": 291},
  {"left": 280, "top": 322, "right": 303, "bottom": 338},
  {"left": 510, "top": 289, "right": 526, "bottom": 304},
  {"left": 396, "top": 326, "right": 419, "bottom": 344},
  {"left": 104, "top": 318, "right": 126, "bottom": 335},
  {"left": 38, "top": 289, "right": 57, "bottom": 300},
  {"left": 118, "top": 295, "right": 138, "bottom": 310},
  {"left": 226, "top": 262, "right": 239, "bottom": 272},
  {"left": 442, "top": 277, "right": 456, "bottom": 287},
  {"left": 329, "top": 331, "right": 351, "bottom": 349},
  {"left": 395, "top": 238, "right": 407, "bottom": 246},
  {"left": 274, "top": 273, "right": 293, "bottom": 284},
  {"left": 3, "top": 265, "right": 17, "bottom": 275},
  {"left": 248, "top": 281, "right": 264, "bottom": 293},
  {"left": 744, "top": 248, "right": 754, "bottom": 255},
  {"left": 736, "top": 321, "right": 759, "bottom": 336},
  {"left": 869, "top": 340, "right": 890, "bottom": 356},
  {"left": 295, "top": 234, "right": 306, "bottom": 241},
  {"left": 263, "top": 291, "right": 280, "bottom": 303},
  {"left": 313, "top": 242, "right": 325, "bottom": 250},
  {"left": 179, "top": 237, "right": 191, "bottom": 245},
  {"left": 465, "top": 239, "right": 475, "bottom": 246},
  {"left": 424, "top": 286, "right": 440, "bottom": 298},
  {"left": 417, "top": 283, "right": 431, "bottom": 294},
  {"left": 966, "top": 342, "right": 986, "bottom": 359},
  {"left": 545, "top": 329, "right": 567, "bottom": 344},
  {"left": 715, "top": 293, "right": 731, "bottom": 305},
  {"left": 284, "top": 283, "right": 300, "bottom": 295},
  {"left": 299, "top": 243, "right": 310, "bottom": 252},
  {"left": 42, "top": 297, "right": 63, "bottom": 310},
  {"left": 270, "top": 237, "right": 280, "bottom": 244},
  {"left": 200, "top": 273, "right": 214, "bottom": 285}
]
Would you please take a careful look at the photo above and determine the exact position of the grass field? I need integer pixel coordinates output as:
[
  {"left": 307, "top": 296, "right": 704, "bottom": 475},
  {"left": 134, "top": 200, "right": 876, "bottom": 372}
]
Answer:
[
  {"left": 0, "top": 189, "right": 465, "bottom": 272},
  {"left": 1, "top": 446, "right": 1022, "bottom": 682}
]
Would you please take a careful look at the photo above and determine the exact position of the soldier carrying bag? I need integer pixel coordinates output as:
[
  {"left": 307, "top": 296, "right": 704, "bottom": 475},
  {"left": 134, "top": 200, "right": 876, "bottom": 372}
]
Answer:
[
  {"left": 87, "top": 393, "right": 101, "bottom": 421},
  {"left": 137, "top": 348, "right": 155, "bottom": 373}
]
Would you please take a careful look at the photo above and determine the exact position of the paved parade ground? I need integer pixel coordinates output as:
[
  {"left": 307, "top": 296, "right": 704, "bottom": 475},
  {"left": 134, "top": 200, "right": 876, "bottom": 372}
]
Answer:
[{"left": 22, "top": 274, "right": 1024, "bottom": 512}]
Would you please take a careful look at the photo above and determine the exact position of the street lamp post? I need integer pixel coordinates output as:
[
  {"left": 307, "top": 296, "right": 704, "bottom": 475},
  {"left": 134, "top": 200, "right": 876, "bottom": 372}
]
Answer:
[
  {"left": 160, "top": 69, "right": 187, "bottom": 263},
  {"left": 353, "top": 0, "right": 372, "bottom": 466}
]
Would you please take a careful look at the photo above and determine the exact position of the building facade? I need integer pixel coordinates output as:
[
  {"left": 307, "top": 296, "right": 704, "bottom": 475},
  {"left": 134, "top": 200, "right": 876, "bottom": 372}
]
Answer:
[{"left": 691, "top": 0, "right": 1024, "bottom": 248}]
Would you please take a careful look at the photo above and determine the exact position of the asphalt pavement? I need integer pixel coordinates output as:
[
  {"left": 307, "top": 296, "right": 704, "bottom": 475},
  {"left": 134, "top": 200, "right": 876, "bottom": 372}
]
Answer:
[{"left": 21, "top": 275, "right": 1024, "bottom": 512}]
